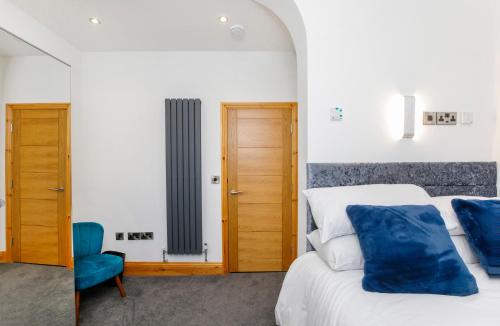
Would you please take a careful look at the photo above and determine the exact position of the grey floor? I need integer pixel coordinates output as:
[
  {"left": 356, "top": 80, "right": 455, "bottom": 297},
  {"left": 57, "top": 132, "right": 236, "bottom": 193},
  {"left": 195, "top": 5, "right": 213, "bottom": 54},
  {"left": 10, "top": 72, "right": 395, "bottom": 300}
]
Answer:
[
  {"left": 0, "top": 263, "right": 75, "bottom": 326},
  {"left": 79, "top": 272, "right": 285, "bottom": 326}
]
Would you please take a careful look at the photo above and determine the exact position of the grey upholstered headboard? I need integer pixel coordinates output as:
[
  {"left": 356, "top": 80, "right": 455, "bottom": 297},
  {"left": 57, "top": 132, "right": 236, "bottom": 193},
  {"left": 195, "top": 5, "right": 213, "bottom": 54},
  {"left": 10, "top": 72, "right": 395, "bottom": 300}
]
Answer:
[{"left": 306, "top": 162, "right": 497, "bottom": 251}]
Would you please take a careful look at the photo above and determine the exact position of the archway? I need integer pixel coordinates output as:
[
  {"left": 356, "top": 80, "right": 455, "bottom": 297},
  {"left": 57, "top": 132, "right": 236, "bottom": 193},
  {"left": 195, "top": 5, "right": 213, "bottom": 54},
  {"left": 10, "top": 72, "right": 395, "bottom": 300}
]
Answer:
[{"left": 254, "top": 0, "right": 309, "bottom": 255}]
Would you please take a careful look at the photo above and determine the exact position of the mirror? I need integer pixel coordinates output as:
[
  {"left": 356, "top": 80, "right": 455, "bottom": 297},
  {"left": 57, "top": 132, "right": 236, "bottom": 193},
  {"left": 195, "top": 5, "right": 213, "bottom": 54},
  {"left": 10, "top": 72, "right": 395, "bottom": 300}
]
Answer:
[{"left": 0, "top": 28, "right": 74, "bottom": 324}]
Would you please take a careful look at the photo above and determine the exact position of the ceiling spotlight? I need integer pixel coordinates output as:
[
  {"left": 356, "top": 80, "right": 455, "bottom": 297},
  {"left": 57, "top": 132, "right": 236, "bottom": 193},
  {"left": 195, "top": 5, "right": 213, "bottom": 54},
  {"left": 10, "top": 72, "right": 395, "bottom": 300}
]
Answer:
[
  {"left": 219, "top": 16, "right": 228, "bottom": 24},
  {"left": 89, "top": 17, "right": 102, "bottom": 25}
]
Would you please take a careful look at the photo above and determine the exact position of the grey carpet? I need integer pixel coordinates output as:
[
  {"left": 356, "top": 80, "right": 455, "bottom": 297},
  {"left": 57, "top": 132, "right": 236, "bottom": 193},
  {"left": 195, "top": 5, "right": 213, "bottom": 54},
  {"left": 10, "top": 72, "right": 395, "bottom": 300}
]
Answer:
[
  {"left": 80, "top": 272, "right": 285, "bottom": 326},
  {"left": 0, "top": 263, "right": 75, "bottom": 326}
]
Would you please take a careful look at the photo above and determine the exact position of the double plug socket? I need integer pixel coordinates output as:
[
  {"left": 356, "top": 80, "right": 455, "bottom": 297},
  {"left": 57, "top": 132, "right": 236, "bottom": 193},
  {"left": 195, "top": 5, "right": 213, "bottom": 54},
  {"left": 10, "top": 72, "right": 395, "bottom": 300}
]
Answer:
[{"left": 115, "top": 232, "right": 154, "bottom": 240}]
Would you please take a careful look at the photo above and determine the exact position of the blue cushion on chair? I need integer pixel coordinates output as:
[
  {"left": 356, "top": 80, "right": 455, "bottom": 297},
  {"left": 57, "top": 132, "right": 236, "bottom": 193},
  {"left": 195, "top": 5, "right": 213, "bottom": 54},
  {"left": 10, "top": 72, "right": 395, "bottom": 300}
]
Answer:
[
  {"left": 452, "top": 199, "right": 500, "bottom": 276},
  {"left": 74, "top": 254, "right": 123, "bottom": 291},
  {"left": 346, "top": 205, "right": 478, "bottom": 296},
  {"left": 73, "top": 222, "right": 104, "bottom": 259}
]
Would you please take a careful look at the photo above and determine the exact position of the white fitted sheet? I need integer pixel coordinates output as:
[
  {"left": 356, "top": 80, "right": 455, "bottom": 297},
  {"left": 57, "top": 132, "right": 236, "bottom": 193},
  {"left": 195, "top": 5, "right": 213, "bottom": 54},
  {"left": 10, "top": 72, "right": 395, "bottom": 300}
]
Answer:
[{"left": 275, "top": 252, "right": 500, "bottom": 326}]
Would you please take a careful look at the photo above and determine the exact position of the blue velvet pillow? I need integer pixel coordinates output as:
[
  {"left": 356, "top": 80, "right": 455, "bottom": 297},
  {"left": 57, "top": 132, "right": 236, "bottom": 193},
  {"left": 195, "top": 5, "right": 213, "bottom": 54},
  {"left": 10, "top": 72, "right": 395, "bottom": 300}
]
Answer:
[
  {"left": 346, "top": 205, "right": 478, "bottom": 296},
  {"left": 451, "top": 199, "right": 500, "bottom": 276}
]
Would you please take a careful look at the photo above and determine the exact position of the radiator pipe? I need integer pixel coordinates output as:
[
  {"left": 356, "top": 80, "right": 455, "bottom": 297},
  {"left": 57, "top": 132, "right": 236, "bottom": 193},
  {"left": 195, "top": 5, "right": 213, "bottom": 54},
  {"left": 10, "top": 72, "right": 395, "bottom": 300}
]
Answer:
[{"left": 162, "top": 249, "right": 168, "bottom": 263}]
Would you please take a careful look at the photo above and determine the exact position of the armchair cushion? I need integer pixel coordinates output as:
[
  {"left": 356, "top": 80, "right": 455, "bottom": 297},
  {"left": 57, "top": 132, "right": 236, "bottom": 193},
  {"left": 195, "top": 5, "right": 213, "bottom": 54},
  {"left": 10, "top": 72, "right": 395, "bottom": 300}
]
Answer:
[
  {"left": 73, "top": 222, "right": 104, "bottom": 259},
  {"left": 74, "top": 254, "right": 123, "bottom": 291}
]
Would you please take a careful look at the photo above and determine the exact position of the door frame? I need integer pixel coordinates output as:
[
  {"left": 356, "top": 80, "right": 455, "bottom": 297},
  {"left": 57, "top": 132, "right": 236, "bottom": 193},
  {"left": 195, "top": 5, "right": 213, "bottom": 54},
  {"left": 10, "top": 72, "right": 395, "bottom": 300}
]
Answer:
[
  {"left": 220, "top": 102, "right": 298, "bottom": 273},
  {"left": 4, "top": 103, "right": 72, "bottom": 268}
]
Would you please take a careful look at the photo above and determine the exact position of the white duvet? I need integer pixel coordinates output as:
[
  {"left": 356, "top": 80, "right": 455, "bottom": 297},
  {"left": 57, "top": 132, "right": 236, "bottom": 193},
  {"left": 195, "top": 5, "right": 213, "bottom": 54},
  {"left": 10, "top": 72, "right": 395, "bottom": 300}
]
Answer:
[{"left": 275, "top": 252, "right": 500, "bottom": 326}]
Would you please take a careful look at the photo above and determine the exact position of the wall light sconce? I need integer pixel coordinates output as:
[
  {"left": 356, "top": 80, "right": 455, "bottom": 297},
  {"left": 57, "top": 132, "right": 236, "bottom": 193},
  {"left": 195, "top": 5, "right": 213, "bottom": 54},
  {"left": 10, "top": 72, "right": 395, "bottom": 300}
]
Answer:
[{"left": 403, "top": 95, "right": 416, "bottom": 139}]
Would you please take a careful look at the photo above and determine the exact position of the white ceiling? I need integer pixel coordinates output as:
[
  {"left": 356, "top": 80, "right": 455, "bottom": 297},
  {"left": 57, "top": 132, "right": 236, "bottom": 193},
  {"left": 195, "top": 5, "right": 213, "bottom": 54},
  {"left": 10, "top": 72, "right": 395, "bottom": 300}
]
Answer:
[
  {"left": 0, "top": 29, "right": 44, "bottom": 56},
  {"left": 9, "top": 0, "right": 294, "bottom": 52}
]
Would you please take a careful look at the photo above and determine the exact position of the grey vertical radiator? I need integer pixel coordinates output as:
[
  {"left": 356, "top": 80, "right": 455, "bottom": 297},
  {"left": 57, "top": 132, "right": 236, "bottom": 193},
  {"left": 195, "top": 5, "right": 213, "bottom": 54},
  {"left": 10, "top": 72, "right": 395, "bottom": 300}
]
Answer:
[{"left": 165, "top": 99, "right": 202, "bottom": 254}]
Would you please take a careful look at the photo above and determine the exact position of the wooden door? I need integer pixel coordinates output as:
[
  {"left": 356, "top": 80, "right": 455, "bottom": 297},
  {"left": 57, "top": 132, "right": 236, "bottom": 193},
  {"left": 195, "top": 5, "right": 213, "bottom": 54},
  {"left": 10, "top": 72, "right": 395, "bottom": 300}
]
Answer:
[
  {"left": 10, "top": 106, "right": 69, "bottom": 266},
  {"left": 227, "top": 105, "right": 293, "bottom": 272}
]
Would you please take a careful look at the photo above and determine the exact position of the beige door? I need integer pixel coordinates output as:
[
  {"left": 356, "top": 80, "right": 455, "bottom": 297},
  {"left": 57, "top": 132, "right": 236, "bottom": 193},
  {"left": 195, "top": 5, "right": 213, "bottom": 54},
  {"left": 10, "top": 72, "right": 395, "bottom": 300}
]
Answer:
[
  {"left": 227, "top": 105, "right": 293, "bottom": 272},
  {"left": 10, "top": 106, "right": 69, "bottom": 266}
]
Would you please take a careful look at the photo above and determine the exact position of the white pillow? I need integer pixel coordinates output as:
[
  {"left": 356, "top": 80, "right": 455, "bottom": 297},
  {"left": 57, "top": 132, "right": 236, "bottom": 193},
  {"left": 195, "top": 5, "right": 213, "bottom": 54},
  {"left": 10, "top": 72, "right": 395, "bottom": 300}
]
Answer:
[
  {"left": 430, "top": 196, "right": 499, "bottom": 236},
  {"left": 303, "top": 184, "right": 448, "bottom": 243},
  {"left": 308, "top": 230, "right": 478, "bottom": 271},
  {"left": 452, "top": 235, "right": 479, "bottom": 264},
  {"left": 307, "top": 231, "right": 364, "bottom": 271}
]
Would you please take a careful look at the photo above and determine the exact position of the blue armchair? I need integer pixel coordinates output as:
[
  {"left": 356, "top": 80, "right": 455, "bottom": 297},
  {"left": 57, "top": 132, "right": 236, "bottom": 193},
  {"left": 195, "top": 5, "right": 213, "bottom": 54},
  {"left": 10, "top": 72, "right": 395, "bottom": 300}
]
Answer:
[{"left": 73, "top": 222, "right": 126, "bottom": 322}]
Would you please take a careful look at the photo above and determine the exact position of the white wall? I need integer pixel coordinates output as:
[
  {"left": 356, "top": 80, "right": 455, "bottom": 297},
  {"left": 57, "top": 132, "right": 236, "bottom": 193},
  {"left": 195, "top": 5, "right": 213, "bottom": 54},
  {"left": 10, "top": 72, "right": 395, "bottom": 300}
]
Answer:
[
  {"left": 2, "top": 56, "right": 70, "bottom": 103},
  {"left": 295, "top": 0, "right": 497, "bottom": 163},
  {"left": 0, "top": 55, "right": 70, "bottom": 251},
  {"left": 0, "top": 56, "right": 5, "bottom": 251},
  {"left": 76, "top": 51, "right": 297, "bottom": 262}
]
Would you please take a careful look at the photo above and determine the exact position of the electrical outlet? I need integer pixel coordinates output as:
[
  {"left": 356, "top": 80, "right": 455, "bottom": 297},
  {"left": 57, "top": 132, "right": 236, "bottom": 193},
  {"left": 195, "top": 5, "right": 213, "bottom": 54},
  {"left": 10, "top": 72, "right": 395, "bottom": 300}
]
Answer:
[
  {"left": 115, "top": 232, "right": 124, "bottom": 240},
  {"left": 128, "top": 232, "right": 141, "bottom": 240},
  {"left": 422, "top": 112, "right": 436, "bottom": 125},
  {"left": 140, "top": 232, "right": 154, "bottom": 240},
  {"left": 436, "top": 112, "right": 457, "bottom": 125}
]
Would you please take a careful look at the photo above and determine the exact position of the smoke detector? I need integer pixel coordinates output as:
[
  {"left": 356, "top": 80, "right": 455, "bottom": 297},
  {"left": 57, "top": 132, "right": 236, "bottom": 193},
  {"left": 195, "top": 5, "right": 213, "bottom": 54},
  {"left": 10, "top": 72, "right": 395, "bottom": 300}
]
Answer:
[{"left": 230, "top": 24, "right": 245, "bottom": 40}]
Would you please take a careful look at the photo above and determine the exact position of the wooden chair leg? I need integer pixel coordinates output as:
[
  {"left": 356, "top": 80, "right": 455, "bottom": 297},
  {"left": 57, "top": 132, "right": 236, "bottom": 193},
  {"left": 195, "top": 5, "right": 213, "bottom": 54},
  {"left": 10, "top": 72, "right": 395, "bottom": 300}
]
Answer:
[
  {"left": 75, "top": 291, "right": 80, "bottom": 326},
  {"left": 114, "top": 275, "right": 126, "bottom": 297}
]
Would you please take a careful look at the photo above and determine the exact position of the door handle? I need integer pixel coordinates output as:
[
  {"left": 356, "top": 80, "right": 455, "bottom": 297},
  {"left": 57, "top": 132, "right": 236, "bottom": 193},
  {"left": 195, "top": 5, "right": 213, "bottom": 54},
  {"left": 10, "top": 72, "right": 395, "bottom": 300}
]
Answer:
[
  {"left": 229, "top": 190, "right": 242, "bottom": 195},
  {"left": 48, "top": 187, "right": 65, "bottom": 192}
]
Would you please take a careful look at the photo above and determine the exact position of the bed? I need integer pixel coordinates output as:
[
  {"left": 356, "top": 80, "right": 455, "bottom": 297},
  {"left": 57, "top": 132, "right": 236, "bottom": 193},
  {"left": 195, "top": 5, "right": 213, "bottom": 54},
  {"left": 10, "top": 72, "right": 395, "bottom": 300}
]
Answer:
[{"left": 275, "top": 162, "right": 500, "bottom": 326}]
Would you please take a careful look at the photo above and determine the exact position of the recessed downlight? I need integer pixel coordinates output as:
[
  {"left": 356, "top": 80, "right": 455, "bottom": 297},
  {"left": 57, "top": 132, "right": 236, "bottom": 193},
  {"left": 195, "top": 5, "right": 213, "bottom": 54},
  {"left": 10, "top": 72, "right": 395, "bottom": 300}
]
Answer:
[
  {"left": 219, "top": 16, "right": 228, "bottom": 24},
  {"left": 89, "top": 17, "right": 101, "bottom": 25}
]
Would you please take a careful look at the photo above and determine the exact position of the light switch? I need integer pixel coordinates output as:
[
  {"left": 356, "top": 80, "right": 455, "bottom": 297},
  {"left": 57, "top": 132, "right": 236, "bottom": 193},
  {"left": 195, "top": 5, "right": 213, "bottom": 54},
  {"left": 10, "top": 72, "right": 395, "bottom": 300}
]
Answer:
[
  {"left": 461, "top": 112, "right": 473, "bottom": 125},
  {"left": 423, "top": 112, "right": 436, "bottom": 125},
  {"left": 330, "top": 107, "right": 344, "bottom": 121}
]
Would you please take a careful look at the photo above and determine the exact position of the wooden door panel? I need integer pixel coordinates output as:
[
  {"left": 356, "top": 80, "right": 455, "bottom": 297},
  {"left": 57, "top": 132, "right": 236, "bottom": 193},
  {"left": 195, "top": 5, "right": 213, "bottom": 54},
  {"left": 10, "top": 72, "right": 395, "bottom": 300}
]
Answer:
[
  {"left": 10, "top": 106, "right": 69, "bottom": 266},
  {"left": 227, "top": 104, "right": 293, "bottom": 272},
  {"left": 238, "top": 204, "right": 282, "bottom": 232},
  {"left": 236, "top": 108, "right": 283, "bottom": 119},
  {"left": 237, "top": 118, "right": 282, "bottom": 148},
  {"left": 238, "top": 231, "right": 282, "bottom": 272},
  {"left": 20, "top": 118, "right": 58, "bottom": 146},
  {"left": 21, "top": 110, "right": 59, "bottom": 119},
  {"left": 21, "top": 199, "right": 58, "bottom": 227},
  {"left": 237, "top": 148, "right": 283, "bottom": 176},
  {"left": 20, "top": 225, "right": 59, "bottom": 265},
  {"left": 20, "top": 146, "right": 59, "bottom": 172},
  {"left": 237, "top": 176, "right": 282, "bottom": 204},
  {"left": 20, "top": 172, "right": 58, "bottom": 200}
]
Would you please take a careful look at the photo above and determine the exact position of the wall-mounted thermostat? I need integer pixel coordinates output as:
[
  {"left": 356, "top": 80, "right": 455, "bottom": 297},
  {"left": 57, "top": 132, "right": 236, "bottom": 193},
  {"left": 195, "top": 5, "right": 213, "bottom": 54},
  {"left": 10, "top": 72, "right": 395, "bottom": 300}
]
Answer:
[{"left": 330, "top": 107, "right": 344, "bottom": 121}]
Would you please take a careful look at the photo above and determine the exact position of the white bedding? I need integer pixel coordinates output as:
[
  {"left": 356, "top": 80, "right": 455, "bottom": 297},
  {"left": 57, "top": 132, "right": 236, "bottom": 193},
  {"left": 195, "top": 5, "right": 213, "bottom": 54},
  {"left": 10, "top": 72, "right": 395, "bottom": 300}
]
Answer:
[{"left": 275, "top": 252, "right": 500, "bottom": 326}]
